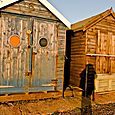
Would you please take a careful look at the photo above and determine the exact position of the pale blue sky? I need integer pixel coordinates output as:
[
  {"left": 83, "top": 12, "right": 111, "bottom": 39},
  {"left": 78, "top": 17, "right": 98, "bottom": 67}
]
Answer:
[{"left": 48, "top": 0, "right": 115, "bottom": 24}]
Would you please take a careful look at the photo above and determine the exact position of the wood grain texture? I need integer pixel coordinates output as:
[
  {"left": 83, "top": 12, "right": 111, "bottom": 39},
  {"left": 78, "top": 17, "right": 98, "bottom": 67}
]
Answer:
[
  {"left": 0, "top": 0, "right": 67, "bottom": 94},
  {"left": 70, "top": 13, "right": 115, "bottom": 92}
]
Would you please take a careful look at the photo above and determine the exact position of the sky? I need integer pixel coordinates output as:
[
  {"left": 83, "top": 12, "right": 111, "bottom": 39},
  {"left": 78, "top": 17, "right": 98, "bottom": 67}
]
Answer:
[{"left": 48, "top": 0, "right": 115, "bottom": 24}]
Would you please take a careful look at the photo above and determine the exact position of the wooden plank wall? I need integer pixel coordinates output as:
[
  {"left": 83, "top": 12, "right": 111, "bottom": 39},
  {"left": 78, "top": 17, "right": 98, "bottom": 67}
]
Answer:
[
  {"left": 86, "top": 27, "right": 97, "bottom": 69},
  {"left": 70, "top": 31, "right": 86, "bottom": 86},
  {"left": 57, "top": 24, "right": 66, "bottom": 90},
  {"left": 86, "top": 27, "right": 97, "bottom": 54},
  {"left": 1, "top": 0, "right": 57, "bottom": 21},
  {"left": 84, "top": 15, "right": 115, "bottom": 92},
  {"left": 86, "top": 15, "right": 115, "bottom": 74},
  {"left": 96, "top": 16, "right": 115, "bottom": 74}
]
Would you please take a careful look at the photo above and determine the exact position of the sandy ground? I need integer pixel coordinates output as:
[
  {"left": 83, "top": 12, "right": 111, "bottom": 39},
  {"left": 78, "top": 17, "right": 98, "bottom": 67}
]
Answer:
[
  {"left": 0, "top": 91, "right": 115, "bottom": 115},
  {"left": 0, "top": 97, "right": 81, "bottom": 115}
]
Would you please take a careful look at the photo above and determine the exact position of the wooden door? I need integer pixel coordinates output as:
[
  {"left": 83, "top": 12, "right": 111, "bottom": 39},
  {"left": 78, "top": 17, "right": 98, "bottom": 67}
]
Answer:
[
  {"left": 0, "top": 13, "right": 30, "bottom": 94},
  {"left": 0, "top": 13, "right": 57, "bottom": 94},
  {"left": 31, "top": 19, "right": 57, "bottom": 91}
]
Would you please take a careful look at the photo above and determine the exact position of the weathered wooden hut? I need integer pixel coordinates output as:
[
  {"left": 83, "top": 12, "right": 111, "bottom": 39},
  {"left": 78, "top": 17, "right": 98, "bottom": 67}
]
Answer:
[
  {"left": 0, "top": 0, "right": 71, "bottom": 95},
  {"left": 70, "top": 8, "right": 115, "bottom": 92}
]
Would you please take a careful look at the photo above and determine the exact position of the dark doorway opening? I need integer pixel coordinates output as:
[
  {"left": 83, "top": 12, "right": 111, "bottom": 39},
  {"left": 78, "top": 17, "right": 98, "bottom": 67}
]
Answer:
[{"left": 63, "top": 30, "right": 73, "bottom": 97}]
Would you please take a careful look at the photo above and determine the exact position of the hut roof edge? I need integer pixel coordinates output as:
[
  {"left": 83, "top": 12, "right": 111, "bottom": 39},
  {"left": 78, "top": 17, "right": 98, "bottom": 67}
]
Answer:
[
  {"left": 72, "top": 8, "right": 115, "bottom": 32},
  {"left": 0, "top": 0, "right": 71, "bottom": 28}
]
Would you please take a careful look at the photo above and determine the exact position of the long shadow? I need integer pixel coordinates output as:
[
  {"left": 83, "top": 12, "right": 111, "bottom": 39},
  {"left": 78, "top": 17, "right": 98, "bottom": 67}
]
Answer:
[{"left": 79, "top": 64, "right": 96, "bottom": 115}]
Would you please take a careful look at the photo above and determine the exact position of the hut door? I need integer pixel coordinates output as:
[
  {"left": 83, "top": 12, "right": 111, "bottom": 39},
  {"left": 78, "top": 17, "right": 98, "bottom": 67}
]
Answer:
[
  {"left": 0, "top": 14, "right": 57, "bottom": 94},
  {"left": 32, "top": 20, "right": 57, "bottom": 91},
  {"left": 0, "top": 14, "right": 34, "bottom": 94}
]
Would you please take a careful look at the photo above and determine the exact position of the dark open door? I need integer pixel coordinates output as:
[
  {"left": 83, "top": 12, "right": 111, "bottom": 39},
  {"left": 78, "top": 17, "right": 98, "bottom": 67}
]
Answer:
[{"left": 63, "top": 30, "right": 73, "bottom": 92}]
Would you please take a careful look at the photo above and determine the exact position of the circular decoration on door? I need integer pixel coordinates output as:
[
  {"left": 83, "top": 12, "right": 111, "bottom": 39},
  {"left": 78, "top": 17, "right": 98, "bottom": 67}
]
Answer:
[
  {"left": 39, "top": 38, "right": 48, "bottom": 47},
  {"left": 8, "top": 35, "right": 21, "bottom": 47}
]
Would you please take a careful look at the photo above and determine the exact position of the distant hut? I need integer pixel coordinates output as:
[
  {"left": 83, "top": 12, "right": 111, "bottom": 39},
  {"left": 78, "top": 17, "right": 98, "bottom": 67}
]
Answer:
[
  {"left": 0, "top": 0, "right": 71, "bottom": 94},
  {"left": 70, "top": 8, "right": 115, "bottom": 92}
]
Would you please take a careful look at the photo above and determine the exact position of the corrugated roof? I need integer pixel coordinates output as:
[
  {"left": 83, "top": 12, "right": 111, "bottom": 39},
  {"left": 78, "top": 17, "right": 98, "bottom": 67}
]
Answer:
[
  {"left": 72, "top": 8, "right": 115, "bottom": 32},
  {"left": 0, "top": 0, "right": 71, "bottom": 28}
]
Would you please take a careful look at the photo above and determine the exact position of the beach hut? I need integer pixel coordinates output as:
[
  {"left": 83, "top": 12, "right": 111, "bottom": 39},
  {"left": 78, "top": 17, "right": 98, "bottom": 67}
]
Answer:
[
  {"left": 0, "top": 0, "right": 71, "bottom": 95},
  {"left": 70, "top": 8, "right": 115, "bottom": 92}
]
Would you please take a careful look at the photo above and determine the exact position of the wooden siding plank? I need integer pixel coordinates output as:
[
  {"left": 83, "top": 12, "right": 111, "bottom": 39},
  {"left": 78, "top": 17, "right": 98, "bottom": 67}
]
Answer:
[
  {"left": 2, "top": 0, "right": 58, "bottom": 21},
  {"left": 0, "top": 16, "right": 2, "bottom": 85}
]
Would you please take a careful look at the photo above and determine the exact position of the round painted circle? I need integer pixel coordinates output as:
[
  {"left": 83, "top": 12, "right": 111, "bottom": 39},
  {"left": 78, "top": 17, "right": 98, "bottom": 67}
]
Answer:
[
  {"left": 39, "top": 38, "right": 48, "bottom": 47},
  {"left": 9, "top": 35, "right": 21, "bottom": 47}
]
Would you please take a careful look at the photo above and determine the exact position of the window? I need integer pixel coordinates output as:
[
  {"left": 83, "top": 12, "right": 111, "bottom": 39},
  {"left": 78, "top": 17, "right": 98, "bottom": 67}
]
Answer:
[
  {"left": 39, "top": 38, "right": 48, "bottom": 47},
  {"left": 8, "top": 35, "right": 21, "bottom": 47}
]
